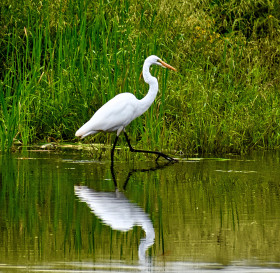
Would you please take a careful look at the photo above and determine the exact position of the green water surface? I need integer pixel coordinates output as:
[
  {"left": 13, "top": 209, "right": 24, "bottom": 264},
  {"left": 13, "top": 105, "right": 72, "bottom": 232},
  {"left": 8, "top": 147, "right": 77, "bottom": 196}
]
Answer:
[{"left": 0, "top": 150, "right": 280, "bottom": 272}]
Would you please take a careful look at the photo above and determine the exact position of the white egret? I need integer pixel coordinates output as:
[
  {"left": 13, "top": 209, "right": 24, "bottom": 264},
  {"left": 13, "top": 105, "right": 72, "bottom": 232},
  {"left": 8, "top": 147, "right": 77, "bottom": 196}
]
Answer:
[{"left": 75, "top": 55, "right": 176, "bottom": 162}]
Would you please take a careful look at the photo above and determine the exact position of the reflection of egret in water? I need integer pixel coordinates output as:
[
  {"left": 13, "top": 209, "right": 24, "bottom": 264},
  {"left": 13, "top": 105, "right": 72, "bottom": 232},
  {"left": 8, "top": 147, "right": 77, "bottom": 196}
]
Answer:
[
  {"left": 74, "top": 186, "right": 155, "bottom": 261},
  {"left": 74, "top": 164, "right": 170, "bottom": 261}
]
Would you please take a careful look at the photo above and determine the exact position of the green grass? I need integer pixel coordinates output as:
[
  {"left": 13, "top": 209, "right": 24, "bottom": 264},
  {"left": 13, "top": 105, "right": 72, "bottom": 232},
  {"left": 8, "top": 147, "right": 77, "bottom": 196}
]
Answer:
[{"left": 0, "top": 0, "right": 280, "bottom": 155}]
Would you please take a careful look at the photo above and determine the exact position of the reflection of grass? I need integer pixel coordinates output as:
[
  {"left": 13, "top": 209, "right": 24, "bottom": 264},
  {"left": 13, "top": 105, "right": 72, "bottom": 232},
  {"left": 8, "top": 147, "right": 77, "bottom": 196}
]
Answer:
[
  {"left": 1, "top": 153, "right": 280, "bottom": 264},
  {"left": 1, "top": 0, "right": 280, "bottom": 154},
  {"left": 149, "top": 160, "right": 280, "bottom": 263}
]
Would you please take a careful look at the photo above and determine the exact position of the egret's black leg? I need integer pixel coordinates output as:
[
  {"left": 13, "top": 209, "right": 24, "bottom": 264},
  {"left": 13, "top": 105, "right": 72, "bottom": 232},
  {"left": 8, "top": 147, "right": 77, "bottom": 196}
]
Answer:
[
  {"left": 111, "top": 135, "right": 119, "bottom": 168},
  {"left": 124, "top": 132, "right": 177, "bottom": 162}
]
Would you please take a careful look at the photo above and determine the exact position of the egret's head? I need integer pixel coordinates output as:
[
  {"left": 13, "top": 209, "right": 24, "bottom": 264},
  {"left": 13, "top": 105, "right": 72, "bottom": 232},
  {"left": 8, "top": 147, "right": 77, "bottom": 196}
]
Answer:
[
  {"left": 140, "top": 55, "right": 176, "bottom": 82},
  {"left": 146, "top": 55, "right": 176, "bottom": 71}
]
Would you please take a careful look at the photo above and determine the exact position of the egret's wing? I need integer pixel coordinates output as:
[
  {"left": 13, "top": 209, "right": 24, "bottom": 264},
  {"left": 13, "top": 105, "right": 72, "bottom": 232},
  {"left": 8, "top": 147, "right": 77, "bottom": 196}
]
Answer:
[{"left": 78, "top": 93, "right": 138, "bottom": 136}]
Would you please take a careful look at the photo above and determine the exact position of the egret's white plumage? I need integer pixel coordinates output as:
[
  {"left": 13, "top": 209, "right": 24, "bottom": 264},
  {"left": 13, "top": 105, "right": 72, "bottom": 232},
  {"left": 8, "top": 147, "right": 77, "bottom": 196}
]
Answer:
[{"left": 75, "top": 55, "right": 176, "bottom": 139}]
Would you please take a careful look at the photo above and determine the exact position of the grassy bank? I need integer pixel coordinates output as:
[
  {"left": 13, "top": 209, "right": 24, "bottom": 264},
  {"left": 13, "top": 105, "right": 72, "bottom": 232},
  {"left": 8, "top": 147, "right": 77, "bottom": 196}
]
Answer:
[{"left": 1, "top": 0, "right": 280, "bottom": 156}]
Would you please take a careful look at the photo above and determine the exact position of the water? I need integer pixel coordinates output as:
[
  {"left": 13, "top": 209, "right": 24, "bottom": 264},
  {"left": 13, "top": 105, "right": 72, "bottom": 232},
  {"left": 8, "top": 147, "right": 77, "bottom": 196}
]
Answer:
[{"left": 1, "top": 150, "right": 280, "bottom": 272}]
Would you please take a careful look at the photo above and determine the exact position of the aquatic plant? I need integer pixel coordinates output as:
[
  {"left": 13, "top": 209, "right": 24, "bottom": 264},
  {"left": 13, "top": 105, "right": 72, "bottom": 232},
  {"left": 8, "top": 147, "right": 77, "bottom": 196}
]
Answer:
[{"left": 0, "top": 0, "right": 279, "bottom": 155}]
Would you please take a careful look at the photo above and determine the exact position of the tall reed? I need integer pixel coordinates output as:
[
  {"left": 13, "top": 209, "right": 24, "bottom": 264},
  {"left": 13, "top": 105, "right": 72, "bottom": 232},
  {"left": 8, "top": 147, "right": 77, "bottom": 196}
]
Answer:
[{"left": 1, "top": 0, "right": 279, "bottom": 155}]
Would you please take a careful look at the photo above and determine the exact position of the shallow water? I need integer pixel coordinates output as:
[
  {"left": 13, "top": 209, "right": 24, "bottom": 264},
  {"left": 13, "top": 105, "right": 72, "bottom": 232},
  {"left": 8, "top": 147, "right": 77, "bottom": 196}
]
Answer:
[{"left": 1, "top": 150, "right": 280, "bottom": 272}]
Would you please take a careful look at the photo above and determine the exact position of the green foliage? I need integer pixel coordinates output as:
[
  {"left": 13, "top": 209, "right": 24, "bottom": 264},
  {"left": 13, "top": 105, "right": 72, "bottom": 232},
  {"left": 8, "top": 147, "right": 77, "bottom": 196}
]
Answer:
[{"left": 0, "top": 0, "right": 280, "bottom": 154}]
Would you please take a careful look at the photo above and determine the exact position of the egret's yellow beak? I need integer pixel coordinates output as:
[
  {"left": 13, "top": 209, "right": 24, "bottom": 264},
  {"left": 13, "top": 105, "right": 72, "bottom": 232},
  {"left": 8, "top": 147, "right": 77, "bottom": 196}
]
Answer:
[{"left": 158, "top": 60, "right": 177, "bottom": 71}]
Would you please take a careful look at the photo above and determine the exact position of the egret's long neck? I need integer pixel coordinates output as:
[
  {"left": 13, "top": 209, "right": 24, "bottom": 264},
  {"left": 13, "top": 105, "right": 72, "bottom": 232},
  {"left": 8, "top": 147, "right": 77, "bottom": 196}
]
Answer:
[{"left": 137, "top": 62, "right": 158, "bottom": 115}]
